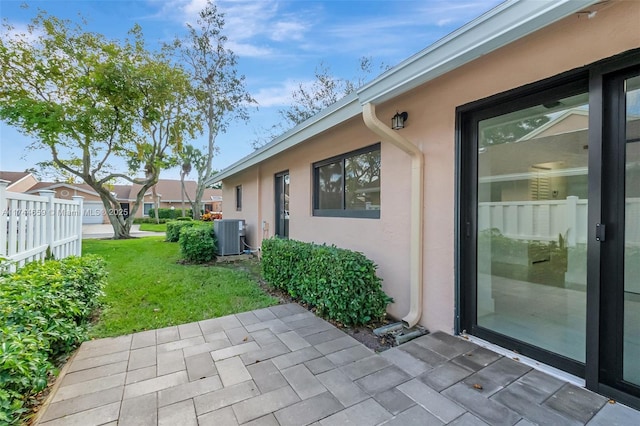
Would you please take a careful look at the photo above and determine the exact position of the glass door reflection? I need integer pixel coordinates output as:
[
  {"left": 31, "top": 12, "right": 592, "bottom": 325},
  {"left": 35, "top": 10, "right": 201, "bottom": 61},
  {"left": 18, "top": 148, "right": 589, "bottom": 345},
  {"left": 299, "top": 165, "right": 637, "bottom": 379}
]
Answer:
[
  {"left": 477, "top": 92, "right": 589, "bottom": 362},
  {"left": 623, "top": 75, "right": 640, "bottom": 386}
]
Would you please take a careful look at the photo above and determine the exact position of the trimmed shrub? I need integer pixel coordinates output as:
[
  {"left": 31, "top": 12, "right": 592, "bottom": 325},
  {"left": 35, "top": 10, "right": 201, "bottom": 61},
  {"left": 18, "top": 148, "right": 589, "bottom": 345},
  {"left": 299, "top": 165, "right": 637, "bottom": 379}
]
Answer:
[
  {"left": 176, "top": 217, "right": 193, "bottom": 221},
  {"left": 261, "top": 238, "right": 392, "bottom": 325},
  {"left": 0, "top": 255, "right": 107, "bottom": 425},
  {"left": 179, "top": 224, "right": 217, "bottom": 263},
  {"left": 148, "top": 208, "right": 194, "bottom": 220},
  {"left": 166, "top": 220, "right": 197, "bottom": 242},
  {"left": 133, "top": 217, "right": 169, "bottom": 224}
]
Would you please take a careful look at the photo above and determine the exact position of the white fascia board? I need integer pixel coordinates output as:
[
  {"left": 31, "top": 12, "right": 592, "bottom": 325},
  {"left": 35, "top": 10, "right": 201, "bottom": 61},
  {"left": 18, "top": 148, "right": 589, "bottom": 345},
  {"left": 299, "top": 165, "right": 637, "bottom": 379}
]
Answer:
[
  {"left": 207, "top": 93, "right": 361, "bottom": 184},
  {"left": 357, "top": 0, "right": 599, "bottom": 105}
]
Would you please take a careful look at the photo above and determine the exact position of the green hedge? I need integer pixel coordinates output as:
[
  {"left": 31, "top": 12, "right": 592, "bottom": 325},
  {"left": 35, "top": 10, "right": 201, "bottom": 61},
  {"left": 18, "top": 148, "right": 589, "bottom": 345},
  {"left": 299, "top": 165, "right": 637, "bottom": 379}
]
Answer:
[
  {"left": 148, "top": 208, "right": 194, "bottom": 220},
  {"left": 0, "top": 256, "right": 107, "bottom": 425},
  {"left": 132, "top": 217, "right": 169, "bottom": 224},
  {"left": 261, "top": 238, "right": 392, "bottom": 325},
  {"left": 166, "top": 220, "right": 197, "bottom": 242},
  {"left": 179, "top": 224, "right": 217, "bottom": 263}
]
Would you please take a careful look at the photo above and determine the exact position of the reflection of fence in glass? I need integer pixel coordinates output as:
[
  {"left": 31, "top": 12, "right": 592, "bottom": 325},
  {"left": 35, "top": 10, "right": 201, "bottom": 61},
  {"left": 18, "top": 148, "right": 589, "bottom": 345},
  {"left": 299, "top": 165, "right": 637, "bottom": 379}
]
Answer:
[
  {"left": 479, "top": 196, "right": 640, "bottom": 292},
  {"left": 1, "top": 182, "right": 83, "bottom": 272},
  {"left": 479, "top": 196, "right": 635, "bottom": 247}
]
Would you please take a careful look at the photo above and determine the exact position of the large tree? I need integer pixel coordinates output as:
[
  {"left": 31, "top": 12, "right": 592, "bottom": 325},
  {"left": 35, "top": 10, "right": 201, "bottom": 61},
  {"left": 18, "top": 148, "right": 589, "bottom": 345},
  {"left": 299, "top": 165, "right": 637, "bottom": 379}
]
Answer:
[
  {"left": 171, "top": 1, "right": 255, "bottom": 219},
  {"left": 0, "top": 13, "right": 199, "bottom": 238}
]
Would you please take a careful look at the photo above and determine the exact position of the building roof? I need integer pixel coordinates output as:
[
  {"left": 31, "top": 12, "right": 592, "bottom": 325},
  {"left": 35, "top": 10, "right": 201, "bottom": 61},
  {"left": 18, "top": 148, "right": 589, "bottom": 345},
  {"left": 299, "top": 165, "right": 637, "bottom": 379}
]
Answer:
[
  {"left": 130, "top": 179, "right": 221, "bottom": 202},
  {"left": 22, "top": 179, "right": 220, "bottom": 202},
  {"left": 26, "top": 182, "right": 99, "bottom": 196},
  {"left": 208, "top": 0, "right": 599, "bottom": 185},
  {"left": 0, "top": 171, "right": 32, "bottom": 187}
]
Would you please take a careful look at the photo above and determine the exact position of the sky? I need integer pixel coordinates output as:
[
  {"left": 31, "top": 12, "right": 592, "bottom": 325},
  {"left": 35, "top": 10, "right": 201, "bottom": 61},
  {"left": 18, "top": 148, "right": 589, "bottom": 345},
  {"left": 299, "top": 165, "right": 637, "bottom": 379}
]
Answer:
[{"left": 0, "top": 0, "right": 503, "bottom": 181}]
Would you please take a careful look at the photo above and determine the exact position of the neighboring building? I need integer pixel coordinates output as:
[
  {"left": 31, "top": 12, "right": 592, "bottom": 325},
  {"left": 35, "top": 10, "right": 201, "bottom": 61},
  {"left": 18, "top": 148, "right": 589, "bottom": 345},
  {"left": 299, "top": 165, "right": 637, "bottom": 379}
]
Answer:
[
  {"left": 0, "top": 172, "right": 222, "bottom": 224},
  {"left": 130, "top": 180, "right": 222, "bottom": 219},
  {"left": 208, "top": 1, "right": 640, "bottom": 407},
  {"left": 0, "top": 171, "right": 38, "bottom": 193}
]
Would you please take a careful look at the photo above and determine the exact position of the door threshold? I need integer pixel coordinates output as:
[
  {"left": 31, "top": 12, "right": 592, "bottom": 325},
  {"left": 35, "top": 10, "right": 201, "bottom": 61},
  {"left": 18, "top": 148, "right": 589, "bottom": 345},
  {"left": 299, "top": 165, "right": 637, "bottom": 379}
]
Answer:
[{"left": 463, "top": 334, "right": 585, "bottom": 388}]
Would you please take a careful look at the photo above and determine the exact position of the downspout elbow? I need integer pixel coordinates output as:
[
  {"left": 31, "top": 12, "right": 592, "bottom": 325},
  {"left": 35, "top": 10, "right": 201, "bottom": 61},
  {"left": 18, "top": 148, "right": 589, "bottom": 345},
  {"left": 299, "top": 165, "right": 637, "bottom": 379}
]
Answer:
[{"left": 362, "top": 103, "right": 424, "bottom": 328}]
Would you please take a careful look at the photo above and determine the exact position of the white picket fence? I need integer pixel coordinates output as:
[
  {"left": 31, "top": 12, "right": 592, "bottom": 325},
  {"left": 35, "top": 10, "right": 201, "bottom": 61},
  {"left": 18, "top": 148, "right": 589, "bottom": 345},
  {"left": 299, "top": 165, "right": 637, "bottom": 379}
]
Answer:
[
  {"left": 1, "top": 180, "right": 83, "bottom": 272},
  {"left": 478, "top": 196, "right": 640, "bottom": 246}
]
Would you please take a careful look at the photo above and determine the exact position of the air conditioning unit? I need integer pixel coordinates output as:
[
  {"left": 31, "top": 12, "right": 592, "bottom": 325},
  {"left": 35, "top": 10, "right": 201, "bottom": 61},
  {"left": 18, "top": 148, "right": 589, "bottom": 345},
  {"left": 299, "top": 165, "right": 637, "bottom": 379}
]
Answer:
[{"left": 214, "top": 219, "right": 245, "bottom": 256}]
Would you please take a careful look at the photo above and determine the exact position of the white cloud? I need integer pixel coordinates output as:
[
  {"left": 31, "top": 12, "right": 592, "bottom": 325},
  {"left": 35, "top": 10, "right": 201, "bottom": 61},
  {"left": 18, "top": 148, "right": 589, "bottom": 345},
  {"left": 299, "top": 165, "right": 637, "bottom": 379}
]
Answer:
[
  {"left": 253, "top": 79, "right": 314, "bottom": 107},
  {"left": 437, "top": 18, "right": 454, "bottom": 27},
  {"left": 147, "top": 0, "right": 312, "bottom": 58},
  {"left": 226, "top": 41, "right": 273, "bottom": 58},
  {"left": 271, "top": 20, "right": 307, "bottom": 42}
]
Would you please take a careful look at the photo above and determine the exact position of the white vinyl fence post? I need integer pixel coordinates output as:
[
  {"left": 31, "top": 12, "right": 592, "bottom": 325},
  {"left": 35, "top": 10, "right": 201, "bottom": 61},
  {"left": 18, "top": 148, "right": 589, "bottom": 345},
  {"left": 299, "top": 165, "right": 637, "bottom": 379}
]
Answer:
[
  {"left": 0, "top": 180, "right": 9, "bottom": 259},
  {"left": 72, "top": 196, "right": 84, "bottom": 256},
  {"left": 39, "top": 190, "right": 56, "bottom": 258},
  {"left": 566, "top": 196, "right": 578, "bottom": 247}
]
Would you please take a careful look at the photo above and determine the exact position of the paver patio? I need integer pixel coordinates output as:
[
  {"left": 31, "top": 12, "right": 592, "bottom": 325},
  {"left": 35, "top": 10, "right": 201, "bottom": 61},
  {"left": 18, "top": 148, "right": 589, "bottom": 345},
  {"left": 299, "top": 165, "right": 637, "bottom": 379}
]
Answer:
[{"left": 36, "top": 303, "right": 640, "bottom": 425}]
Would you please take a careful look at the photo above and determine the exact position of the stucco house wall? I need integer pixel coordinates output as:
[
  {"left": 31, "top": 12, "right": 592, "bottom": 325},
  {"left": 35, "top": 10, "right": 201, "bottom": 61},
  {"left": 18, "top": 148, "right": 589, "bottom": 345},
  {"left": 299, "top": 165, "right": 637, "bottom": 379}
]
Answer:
[
  {"left": 221, "top": 1, "right": 640, "bottom": 333},
  {"left": 6, "top": 174, "right": 38, "bottom": 193}
]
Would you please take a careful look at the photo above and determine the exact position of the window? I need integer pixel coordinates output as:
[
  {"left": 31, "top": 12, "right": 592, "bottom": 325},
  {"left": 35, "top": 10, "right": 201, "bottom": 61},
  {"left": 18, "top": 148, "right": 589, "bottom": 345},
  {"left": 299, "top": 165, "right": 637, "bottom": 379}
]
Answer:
[
  {"left": 204, "top": 203, "right": 213, "bottom": 213},
  {"left": 313, "top": 143, "right": 381, "bottom": 218},
  {"left": 143, "top": 202, "right": 153, "bottom": 216},
  {"left": 235, "top": 185, "right": 242, "bottom": 211}
]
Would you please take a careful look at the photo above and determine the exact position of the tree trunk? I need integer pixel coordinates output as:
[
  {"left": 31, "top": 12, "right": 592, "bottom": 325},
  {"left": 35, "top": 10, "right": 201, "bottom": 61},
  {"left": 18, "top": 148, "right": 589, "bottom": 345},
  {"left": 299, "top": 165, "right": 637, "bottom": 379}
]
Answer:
[
  {"left": 181, "top": 173, "right": 186, "bottom": 217},
  {"left": 96, "top": 189, "right": 132, "bottom": 239},
  {"left": 110, "top": 216, "right": 132, "bottom": 239},
  {"left": 152, "top": 185, "right": 160, "bottom": 224}
]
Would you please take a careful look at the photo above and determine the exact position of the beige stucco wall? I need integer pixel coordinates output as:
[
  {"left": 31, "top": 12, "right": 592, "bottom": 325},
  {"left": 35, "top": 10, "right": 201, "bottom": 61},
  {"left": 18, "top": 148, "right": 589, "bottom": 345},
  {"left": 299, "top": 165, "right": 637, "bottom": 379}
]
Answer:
[{"left": 223, "top": 1, "right": 640, "bottom": 332}]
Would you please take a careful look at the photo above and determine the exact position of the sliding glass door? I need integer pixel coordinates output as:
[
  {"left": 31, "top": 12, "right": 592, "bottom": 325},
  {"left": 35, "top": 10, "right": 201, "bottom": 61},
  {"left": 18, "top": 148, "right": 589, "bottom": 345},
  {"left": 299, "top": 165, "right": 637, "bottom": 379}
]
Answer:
[
  {"left": 459, "top": 53, "right": 640, "bottom": 403},
  {"left": 475, "top": 90, "right": 589, "bottom": 365},
  {"left": 599, "top": 69, "right": 640, "bottom": 403},
  {"left": 622, "top": 75, "right": 640, "bottom": 387}
]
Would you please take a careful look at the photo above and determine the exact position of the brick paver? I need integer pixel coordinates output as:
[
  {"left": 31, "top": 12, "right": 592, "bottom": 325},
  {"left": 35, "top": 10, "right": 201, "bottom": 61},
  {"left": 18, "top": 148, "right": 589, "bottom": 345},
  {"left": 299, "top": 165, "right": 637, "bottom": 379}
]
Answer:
[{"left": 36, "top": 303, "right": 640, "bottom": 425}]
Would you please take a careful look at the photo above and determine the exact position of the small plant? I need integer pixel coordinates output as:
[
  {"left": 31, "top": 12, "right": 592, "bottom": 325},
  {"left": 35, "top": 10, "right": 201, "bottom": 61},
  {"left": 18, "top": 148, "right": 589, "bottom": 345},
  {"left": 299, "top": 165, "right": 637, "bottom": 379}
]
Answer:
[
  {"left": 44, "top": 246, "right": 55, "bottom": 261},
  {"left": 166, "top": 220, "right": 196, "bottom": 242},
  {"left": 179, "top": 224, "right": 217, "bottom": 263},
  {"left": 261, "top": 238, "right": 392, "bottom": 325}
]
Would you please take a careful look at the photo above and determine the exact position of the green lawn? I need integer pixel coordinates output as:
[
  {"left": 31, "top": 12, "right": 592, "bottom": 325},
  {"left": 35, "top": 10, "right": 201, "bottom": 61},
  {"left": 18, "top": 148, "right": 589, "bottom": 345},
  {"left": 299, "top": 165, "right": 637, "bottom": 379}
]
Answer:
[
  {"left": 138, "top": 222, "right": 167, "bottom": 232},
  {"left": 83, "top": 237, "right": 277, "bottom": 337}
]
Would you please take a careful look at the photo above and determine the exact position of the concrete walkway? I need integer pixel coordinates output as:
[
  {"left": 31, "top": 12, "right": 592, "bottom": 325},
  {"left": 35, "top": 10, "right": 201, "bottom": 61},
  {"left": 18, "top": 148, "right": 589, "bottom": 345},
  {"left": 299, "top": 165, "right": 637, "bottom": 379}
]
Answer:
[
  {"left": 82, "top": 224, "right": 165, "bottom": 239},
  {"left": 36, "top": 303, "right": 640, "bottom": 425}
]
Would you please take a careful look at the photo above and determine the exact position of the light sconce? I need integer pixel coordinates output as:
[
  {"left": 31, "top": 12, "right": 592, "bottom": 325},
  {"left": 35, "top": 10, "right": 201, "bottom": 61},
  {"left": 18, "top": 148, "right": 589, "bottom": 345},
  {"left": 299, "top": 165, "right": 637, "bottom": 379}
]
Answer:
[{"left": 391, "top": 111, "right": 408, "bottom": 130}]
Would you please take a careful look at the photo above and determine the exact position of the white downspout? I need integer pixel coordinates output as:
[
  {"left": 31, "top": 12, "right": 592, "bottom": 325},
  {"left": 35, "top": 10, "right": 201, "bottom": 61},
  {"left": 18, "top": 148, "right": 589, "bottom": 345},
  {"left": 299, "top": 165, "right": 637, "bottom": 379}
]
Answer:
[{"left": 362, "top": 102, "right": 424, "bottom": 328}]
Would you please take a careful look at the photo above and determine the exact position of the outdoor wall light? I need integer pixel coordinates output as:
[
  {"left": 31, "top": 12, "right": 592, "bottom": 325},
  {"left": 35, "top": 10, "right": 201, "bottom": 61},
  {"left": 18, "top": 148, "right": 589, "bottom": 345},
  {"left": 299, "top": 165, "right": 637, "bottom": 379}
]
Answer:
[{"left": 392, "top": 111, "right": 408, "bottom": 130}]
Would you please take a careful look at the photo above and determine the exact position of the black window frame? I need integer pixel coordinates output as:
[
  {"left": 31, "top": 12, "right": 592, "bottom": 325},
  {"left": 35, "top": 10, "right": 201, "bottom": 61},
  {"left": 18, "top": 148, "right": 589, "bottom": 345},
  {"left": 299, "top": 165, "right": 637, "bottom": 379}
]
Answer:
[
  {"left": 235, "top": 185, "right": 242, "bottom": 211},
  {"left": 312, "top": 143, "right": 381, "bottom": 219}
]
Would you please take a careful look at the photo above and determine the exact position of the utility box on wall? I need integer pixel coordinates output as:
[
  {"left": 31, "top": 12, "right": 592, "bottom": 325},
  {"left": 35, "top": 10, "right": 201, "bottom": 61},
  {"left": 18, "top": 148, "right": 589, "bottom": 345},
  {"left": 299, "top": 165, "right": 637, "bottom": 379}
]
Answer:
[{"left": 214, "top": 219, "right": 246, "bottom": 256}]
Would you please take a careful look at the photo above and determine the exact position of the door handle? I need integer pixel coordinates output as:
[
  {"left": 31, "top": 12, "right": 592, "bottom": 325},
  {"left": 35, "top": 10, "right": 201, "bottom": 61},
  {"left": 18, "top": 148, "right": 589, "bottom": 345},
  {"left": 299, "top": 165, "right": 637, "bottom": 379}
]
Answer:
[{"left": 595, "top": 223, "right": 606, "bottom": 242}]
